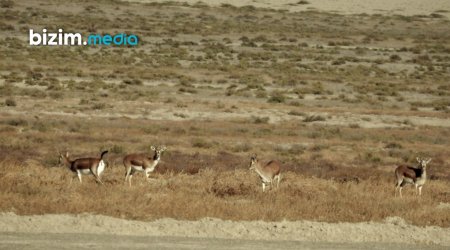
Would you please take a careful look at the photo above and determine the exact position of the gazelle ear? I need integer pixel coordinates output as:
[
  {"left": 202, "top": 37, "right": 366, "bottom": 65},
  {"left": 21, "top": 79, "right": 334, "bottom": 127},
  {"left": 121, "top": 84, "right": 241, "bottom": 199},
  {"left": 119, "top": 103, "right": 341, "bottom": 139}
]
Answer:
[
  {"left": 65, "top": 152, "right": 69, "bottom": 158},
  {"left": 416, "top": 157, "right": 421, "bottom": 163},
  {"left": 161, "top": 146, "right": 167, "bottom": 151},
  {"left": 426, "top": 158, "right": 432, "bottom": 164},
  {"left": 151, "top": 146, "right": 156, "bottom": 151}
]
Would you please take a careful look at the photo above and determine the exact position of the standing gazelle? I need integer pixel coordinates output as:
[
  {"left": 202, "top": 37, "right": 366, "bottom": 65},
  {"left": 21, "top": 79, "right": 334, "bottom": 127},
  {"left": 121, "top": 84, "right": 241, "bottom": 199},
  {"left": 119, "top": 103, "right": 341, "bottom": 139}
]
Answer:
[
  {"left": 59, "top": 150, "right": 109, "bottom": 185},
  {"left": 249, "top": 154, "right": 281, "bottom": 192},
  {"left": 395, "top": 157, "right": 431, "bottom": 197},
  {"left": 123, "top": 145, "right": 166, "bottom": 186}
]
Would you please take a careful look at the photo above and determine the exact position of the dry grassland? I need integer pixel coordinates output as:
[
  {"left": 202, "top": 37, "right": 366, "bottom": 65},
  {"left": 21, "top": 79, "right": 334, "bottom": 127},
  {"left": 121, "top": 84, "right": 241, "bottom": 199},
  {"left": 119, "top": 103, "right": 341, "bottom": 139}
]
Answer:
[{"left": 0, "top": 0, "right": 449, "bottom": 227}]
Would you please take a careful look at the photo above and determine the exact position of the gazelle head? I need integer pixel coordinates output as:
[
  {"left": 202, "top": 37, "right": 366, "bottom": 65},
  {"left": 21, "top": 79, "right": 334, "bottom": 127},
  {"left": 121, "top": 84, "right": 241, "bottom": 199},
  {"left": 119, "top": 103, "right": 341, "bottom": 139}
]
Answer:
[
  {"left": 249, "top": 154, "right": 258, "bottom": 170},
  {"left": 416, "top": 157, "right": 431, "bottom": 169},
  {"left": 58, "top": 151, "right": 70, "bottom": 166},
  {"left": 151, "top": 145, "right": 167, "bottom": 160}
]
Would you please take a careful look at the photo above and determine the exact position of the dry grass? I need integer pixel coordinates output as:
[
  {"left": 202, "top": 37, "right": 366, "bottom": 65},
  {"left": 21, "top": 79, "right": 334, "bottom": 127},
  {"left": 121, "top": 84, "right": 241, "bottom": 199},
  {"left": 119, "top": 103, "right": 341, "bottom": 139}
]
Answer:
[{"left": 0, "top": 159, "right": 449, "bottom": 227}]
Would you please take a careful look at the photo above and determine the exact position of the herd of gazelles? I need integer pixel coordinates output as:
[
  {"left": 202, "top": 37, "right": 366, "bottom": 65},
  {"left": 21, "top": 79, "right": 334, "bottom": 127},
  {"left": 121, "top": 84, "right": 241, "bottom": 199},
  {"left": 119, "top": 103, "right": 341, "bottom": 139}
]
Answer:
[{"left": 59, "top": 145, "right": 432, "bottom": 197}]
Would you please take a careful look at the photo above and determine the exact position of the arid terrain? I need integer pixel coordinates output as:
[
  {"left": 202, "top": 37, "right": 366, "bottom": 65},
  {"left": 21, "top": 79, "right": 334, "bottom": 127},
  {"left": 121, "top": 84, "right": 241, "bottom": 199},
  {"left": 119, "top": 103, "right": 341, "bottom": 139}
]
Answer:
[{"left": 0, "top": 0, "right": 449, "bottom": 248}]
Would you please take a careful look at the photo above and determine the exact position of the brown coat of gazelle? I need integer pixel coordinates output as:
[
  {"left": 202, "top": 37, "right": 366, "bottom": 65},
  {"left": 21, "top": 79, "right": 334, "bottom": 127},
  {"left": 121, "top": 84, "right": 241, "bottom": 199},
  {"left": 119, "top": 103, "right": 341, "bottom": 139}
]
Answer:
[
  {"left": 395, "top": 157, "right": 431, "bottom": 197},
  {"left": 123, "top": 146, "right": 166, "bottom": 186},
  {"left": 59, "top": 150, "right": 109, "bottom": 185},
  {"left": 249, "top": 155, "right": 281, "bottom": 192}
]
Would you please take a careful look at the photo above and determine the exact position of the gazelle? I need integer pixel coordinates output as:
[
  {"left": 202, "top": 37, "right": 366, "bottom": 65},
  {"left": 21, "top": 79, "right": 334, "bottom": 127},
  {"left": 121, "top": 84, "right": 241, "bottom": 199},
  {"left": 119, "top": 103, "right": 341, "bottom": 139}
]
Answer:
[
  {"left": 395, "top": 157, "right": 431, "bottom": 197},
  {"left": 249, "top": 154, "right": 281, "bottom": 192},
  {"left": 123, "top": 145, "right": 166, "bottom": 186},
  {"left": 59, "top": 150, "right": 109, "bottom": 185}
]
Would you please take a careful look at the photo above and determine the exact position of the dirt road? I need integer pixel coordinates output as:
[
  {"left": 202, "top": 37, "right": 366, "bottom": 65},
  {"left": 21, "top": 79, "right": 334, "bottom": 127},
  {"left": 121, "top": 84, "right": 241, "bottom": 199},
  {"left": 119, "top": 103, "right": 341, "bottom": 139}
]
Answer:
[{"left": 0, "top": 232, "right": 448, "bottom": 250}]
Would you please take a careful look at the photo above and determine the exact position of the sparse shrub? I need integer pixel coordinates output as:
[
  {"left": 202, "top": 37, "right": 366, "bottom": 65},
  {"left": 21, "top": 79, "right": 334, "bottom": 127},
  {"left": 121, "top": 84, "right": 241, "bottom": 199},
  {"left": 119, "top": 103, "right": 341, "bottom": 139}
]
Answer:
[
  {"left": 192, "top": 138, "right": 213, "bottom": 148},
  {"left": 268, "top": 91, "right": 286, "bottom": 103},
  {"left": 5, "top": 98, "right": 16, "bottom": 107},
  {"left": 178, "top": 87, "right": 197, "bottom": 94},
  {"left": 289, "top": 144, "right": 306, "bottom": 154},
  {"left": 289, "top": 101, "right": 302, "bottom": 106},
  {"left": 231, "top": 143, "right": 252, "bottom": 153},
  {"left": 176, "top": 102, "right": 188, "bottom": 108},
  {"left": 110, "top": 144, "right": 124, "bottom": 154},
  {"left": 255, "top": 90, "right": 267, "bottom": 98},
  {"left": 303, "top": 115, "right": 326, "bottom": 122},
  {"left": 122, "top": 79, "right": 143, "bottom": 85},
  {"left": 430, "top": 13, "right": 444, "bottom": 18},
  {"left": 0, "top": 0, "right": 14, "bottom": 8},
  {"left": 31, "top": 121, "right": 50, "bottom": 132},
  {"left": 364, "top": 152, "right": 381, "bottom": 163},
  {"left": 310, "top": 144, "right": 329, "bottom": 152},
  {"left": 288, "top": 110, "right": 305, "bottom": 116},
  {"left": 385, "top": 142, "right": 402, "bottom": 149},
  {"left": 252, "top": 116, "right": 270, "bottom": 124},
  {"left": 210, "top": 179, "right": 252, "bottom": 198},
  {"left": 174, "top": 112, "right": 188, "bottom": 118},
  {"left": 92, "top": 103, "right": 108, "bottom": 110},
  {"left": 390, "top": 54, "right": 401, "bottom": 62},
  {"left": 7, "top": 119, "right": 28, "bottom": 126},
  {"left": 42, "top": 155, "right": 60, "bottom": 168},
  {"left": 49, "top": 91, "right": 63, "bottom": 99}
]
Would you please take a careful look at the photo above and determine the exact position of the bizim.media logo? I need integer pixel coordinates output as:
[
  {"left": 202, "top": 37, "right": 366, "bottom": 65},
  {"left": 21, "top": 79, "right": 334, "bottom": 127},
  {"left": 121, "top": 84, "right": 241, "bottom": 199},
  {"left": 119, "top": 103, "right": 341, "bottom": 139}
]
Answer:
[{"left": 29, "top": 29, "right": 138, "bottom": 46}]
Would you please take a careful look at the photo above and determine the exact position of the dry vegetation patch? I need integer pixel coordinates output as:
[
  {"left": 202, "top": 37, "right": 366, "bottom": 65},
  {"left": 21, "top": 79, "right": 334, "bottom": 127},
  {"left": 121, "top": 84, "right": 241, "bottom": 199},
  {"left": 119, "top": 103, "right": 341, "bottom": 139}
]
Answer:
[{"left": 0, "top": 160, "right": 449, "bottom": 226}]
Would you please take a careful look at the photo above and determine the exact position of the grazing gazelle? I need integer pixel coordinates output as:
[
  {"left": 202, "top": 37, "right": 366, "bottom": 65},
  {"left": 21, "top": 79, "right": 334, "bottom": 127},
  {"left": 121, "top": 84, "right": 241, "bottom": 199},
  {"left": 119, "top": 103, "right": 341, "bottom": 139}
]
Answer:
[
  {"left": 249, "top": 154, "right": 281, "bottom": 192},
  {"left": 395, "top": 157, "right": 431, "bottom": 197},
  {"left": 123, "top": 145, "right": 167, "bottom": 186},
  {"left": 59, "top": 150, "right": 109, "bottom": 185}
]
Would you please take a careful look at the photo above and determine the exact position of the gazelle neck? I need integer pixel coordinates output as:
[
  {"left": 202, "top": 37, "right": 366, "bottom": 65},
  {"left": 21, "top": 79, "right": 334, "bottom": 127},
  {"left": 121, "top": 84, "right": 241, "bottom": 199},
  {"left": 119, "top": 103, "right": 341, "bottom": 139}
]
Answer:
[
  {"left": 254, "top": 162, "right": 270, "bottom": 179},
  {"left": 63, "top": 156, "right": 72, "bottom": 166},
  {"left": 420, "top": 168, "right": 427, "bottom": 179}
]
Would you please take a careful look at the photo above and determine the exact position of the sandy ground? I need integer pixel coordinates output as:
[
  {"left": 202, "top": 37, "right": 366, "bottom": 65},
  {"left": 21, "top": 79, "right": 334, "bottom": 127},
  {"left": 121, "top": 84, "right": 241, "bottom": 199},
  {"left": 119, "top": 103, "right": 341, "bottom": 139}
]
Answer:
[
  {"left": 128, "top": 0, "right": 450, "bottom": 18},
  {"left": 3, "top": 106, "right": 450, "bottom": 129},
  {"left": 1, "top": 213, "right": 449, "bottom": 249}
]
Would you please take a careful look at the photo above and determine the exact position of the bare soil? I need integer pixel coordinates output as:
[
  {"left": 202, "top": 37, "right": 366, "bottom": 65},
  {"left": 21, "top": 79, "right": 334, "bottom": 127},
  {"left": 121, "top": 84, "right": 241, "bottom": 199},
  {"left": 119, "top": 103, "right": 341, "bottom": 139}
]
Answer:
[{"left": 1, "top": 213, "right": 449, "bottom": 249}]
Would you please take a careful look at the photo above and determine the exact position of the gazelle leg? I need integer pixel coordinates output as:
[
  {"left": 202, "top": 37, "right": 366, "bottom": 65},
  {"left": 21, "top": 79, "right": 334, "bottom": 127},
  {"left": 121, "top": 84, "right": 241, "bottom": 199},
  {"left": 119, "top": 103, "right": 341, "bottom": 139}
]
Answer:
[
  {"left": 145, "top": 170, "right": 151, "bottom": 182},
  {"left": 125, "top": 167, "right": 132, "bottom": 184},
  {"left": 77, "top": 170, "right": 82, "bottom": 183},
  {"left": 418, "top": 186, "right": 423, "bottom": 196},
  {"left": 69, "top": 175, "right": 76, "bottom": 186},
  {"left": 395, "top": 179, "right": 403, "bottom": 197},
  {"left": 96, "top": 168, "right": 104, "bottom": 185},
  {"left": 90, "top": 168, "right": 103, "bottom": 185},
  {"left": 262, "top": 182, "right": 266, "bottom": 192},
  {"left": 276, "top": 174, "right": 281, "bottom": 188},
  {"left": 93, "top": 173, "right": 103, "bottom": 185}
]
